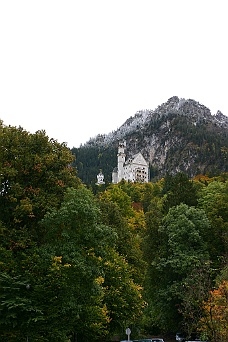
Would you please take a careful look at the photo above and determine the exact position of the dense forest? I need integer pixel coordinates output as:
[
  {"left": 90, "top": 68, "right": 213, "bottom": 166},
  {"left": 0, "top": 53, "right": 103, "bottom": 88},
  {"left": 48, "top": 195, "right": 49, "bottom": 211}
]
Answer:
[
  {"left": 71, "top": 144, "right": 117, "bottom": 185},
  {"left": 0, "top": 121, "right": 228, "bottom": 342}
]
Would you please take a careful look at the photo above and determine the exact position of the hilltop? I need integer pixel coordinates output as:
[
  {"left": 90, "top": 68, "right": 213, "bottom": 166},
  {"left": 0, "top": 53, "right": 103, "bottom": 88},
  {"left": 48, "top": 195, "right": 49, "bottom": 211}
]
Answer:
[{"left": 71, "top": 96, "right": 228, "bottom": 184}]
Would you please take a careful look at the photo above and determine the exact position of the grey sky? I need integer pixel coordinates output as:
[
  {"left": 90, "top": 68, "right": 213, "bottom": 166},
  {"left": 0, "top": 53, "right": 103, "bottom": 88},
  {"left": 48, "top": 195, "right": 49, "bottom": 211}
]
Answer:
[{"left": 0, "top": 0, "right": 227, "bottom": 148}]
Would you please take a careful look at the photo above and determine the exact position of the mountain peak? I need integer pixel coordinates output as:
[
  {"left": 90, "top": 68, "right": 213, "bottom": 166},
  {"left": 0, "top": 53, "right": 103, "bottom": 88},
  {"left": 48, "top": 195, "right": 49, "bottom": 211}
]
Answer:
[
  {"left": 75, "top": 96, "right": 228, "bottom": 183},
  {"left": 86, "top": 97, "right": 227, "bottom": 147}
]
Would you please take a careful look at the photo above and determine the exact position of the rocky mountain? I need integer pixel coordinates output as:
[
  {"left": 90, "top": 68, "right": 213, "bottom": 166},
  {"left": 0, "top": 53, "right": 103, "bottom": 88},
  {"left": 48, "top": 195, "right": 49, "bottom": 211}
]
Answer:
[{"left": 71, "top": 96, "right": 228, "bottom": 184}]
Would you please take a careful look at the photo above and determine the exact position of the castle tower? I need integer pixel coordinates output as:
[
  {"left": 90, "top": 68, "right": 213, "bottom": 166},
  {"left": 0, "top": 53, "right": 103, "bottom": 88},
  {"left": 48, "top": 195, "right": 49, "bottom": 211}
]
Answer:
[
  {"left": 96, "top": 169, "right": 105, "bottom": 185},
  {"left": 117, "top": 141, "right": 126, "bottom": 182}
]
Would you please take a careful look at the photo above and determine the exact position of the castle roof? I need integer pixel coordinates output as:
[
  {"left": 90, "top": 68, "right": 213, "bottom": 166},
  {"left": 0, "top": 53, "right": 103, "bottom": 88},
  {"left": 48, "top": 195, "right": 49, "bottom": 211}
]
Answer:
[{"left": 126, "top": 152, "right": 148, "bottom": 166}]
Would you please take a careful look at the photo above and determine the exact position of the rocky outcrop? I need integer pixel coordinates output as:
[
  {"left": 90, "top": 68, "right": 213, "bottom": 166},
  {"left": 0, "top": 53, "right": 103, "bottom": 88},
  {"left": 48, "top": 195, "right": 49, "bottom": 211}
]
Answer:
[{"left": 73, "top": 97, "right": 228, "bottom": 183}]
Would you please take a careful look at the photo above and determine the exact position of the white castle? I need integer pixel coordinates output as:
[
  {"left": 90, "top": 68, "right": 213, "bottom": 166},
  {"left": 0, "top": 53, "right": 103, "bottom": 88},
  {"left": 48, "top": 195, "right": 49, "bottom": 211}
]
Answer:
[{"left": 112, "top": 141, "right": 149, "bottom": 184}]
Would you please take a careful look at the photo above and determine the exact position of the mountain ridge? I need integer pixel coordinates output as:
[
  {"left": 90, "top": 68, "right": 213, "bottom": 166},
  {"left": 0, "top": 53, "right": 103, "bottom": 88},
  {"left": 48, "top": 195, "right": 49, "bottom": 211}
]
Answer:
[
  {"left": 85, "top": 96, "right": 228, "bottom": 147},
  {"left": 72, "top": 97, "right": 228, "bottom": 184}
]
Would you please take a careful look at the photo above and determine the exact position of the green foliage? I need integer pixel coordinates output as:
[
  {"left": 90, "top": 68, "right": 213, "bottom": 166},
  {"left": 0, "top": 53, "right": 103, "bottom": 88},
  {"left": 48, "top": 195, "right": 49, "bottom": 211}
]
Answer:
[
  {"left": 0, "top": 272, "right": 42, "bottom": 341},
  {"left": 145, "top": 203, "right": 211, "bottom": 333},
  {"left": 99, "top": 199, "right": 134, "bottom": 256},
  {"left": 1, "top": 120, "right": 227, "bottom": 340},
  {"left": 39, "top": 186, "right": 117, "bottom": 339},
  {"left": 162, "top": 172, "right": 198, "bottom": 212},
  {"left": 99, "top": 248, "right": 145, "bottom": 336},
  {"left": 99, "top": 194, "right": 146, "bottom": 287},
  {"left": 100, "top": 184, "right": 135, "bottom": 218},
  {"left": 0, "top": 122, "right": 80, "bottom": 245},
  {"left": 0, "top": 184, "right": 145, "bottom": 340},
  {"left": 71, "top": 144, "right": 116, "bottom": 185},
  {"left": 198, "top": 181, "right": 228, "bottom": 268}
]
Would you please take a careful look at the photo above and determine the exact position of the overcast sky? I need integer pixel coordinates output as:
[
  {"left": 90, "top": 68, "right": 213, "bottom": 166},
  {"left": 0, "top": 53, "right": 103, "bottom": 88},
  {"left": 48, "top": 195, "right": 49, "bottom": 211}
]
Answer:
[{"left": 0, "top": 1, "right": 227, "bottom": 148}]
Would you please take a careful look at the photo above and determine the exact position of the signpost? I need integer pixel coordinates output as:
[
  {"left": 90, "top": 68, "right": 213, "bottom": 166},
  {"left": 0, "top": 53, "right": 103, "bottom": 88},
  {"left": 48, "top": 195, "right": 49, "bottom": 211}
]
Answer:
[{"left": 126, "top": 327, "right": 131, "bottom": 341}]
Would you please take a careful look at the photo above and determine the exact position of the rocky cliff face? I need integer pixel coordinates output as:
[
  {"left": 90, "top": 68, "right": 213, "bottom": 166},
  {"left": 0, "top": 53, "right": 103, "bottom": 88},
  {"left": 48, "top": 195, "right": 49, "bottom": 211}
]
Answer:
[{"left": 73, "top": 97, "right": 228, "bottom": 183}]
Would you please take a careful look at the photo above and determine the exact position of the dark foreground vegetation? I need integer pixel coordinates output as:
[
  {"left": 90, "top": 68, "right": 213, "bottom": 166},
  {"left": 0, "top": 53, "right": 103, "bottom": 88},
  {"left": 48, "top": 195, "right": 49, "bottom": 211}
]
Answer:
[{"left": 0, "top": 121, "right": 227, "bottom": 341}]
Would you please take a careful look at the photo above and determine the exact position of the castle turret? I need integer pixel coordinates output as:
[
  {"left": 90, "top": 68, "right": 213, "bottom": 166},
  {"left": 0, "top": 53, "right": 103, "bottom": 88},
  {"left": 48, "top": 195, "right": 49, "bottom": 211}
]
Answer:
[
  {"left": 96, "top": 169, "right": 105, "bottom": 185},
  {"left": 117, "top": 141, "right": 126, "bottom": 182}
]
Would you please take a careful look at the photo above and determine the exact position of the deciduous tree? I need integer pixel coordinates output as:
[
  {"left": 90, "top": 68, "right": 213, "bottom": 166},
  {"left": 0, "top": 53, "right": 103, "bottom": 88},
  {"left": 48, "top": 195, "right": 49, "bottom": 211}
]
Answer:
[
  {"left": 145, "top": 203, "right": 211, "bottom": 333},
  {"left": 0, "top": 122, "right": 79, "bottom": 245}
]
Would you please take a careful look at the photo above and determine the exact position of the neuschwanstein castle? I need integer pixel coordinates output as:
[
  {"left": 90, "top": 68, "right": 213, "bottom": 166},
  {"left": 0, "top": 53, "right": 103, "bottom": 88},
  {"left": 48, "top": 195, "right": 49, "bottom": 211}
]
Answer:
[{"left": 112, "top": 141, "right": 149, "bottom": 184}]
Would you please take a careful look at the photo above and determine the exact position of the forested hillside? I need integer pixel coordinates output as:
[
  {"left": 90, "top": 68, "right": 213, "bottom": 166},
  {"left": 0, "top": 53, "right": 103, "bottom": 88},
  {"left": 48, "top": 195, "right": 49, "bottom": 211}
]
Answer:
[
  {"left": 71, "top": 144, "right": 116, "bottom": 185},
  {"left": 0, "top": 120, "right": 228, "bottom": 342},
  {"left": 72, "top": 97, "right": 228, "bottom": 185}
]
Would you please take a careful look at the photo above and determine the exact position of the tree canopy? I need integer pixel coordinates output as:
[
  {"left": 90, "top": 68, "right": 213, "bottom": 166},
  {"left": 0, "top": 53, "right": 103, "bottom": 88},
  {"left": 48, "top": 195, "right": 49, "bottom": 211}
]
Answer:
[{"left": 1, "top": 120, "right": 228, "bottom": 341}]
